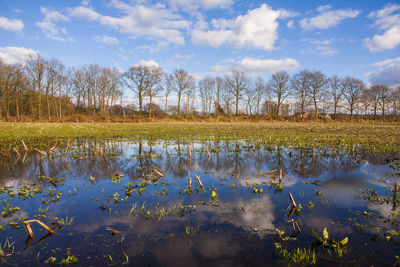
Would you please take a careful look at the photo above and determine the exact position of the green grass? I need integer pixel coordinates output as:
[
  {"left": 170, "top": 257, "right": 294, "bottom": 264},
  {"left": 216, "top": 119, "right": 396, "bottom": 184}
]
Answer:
[{"left": 1, "top": 122, "right": 400, "bottom": 153}]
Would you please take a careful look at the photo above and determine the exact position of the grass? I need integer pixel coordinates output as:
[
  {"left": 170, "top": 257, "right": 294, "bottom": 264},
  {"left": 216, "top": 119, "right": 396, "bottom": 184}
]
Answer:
[{"left": 1, "top": 121, "right": 400, "bottom": 153}]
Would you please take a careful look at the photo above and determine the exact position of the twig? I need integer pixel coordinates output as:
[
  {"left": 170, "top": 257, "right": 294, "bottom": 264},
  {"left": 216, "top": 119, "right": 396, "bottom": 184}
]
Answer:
[
  {"left": 194, "top": 174, "right": 204, "bottom": 188},
  {"left": 188, "top": 177, "right": 192, "bottom": 191},
  {"left": 279, "top": 169, "right": 283, "bottom": 184},
  {"left": 64, "top": 138, "right": 70, "bottom": 155},
  {"left": 13, "top": 147, "right": 20, "bottom": 157},
  {"left": 24, "top": 223, "right": 34, "bottom": 239},
  {"left": 294, "top": 220, "right": 301, "bottom": 232},
  {"left": 289, "top": 193, "right": 297, "bottom": 208},
  {"left": 295, "top": 165, "right": 309, "bottom": 172},
  {"left": 21, "top": 139, "right": 28, "bottom": 152},
  {"left": 288, "top": 206, "right": 296, "bottom": 217},
  {"left": 126, "top": 188, "right": 136, "bottom": 196},
  {"left": 49, "top": 143, "right": 57, "bottom": 152},
  {"left": 152, "top": 168, "right": 164, "bottom": 177},
  {"left": 265, "top": 169, "right": 278, "bottom": 175},
  {"left": 48, "top": 178, "right": 57, "bottom": 188},
  {"left": 34, "top": 148, "right": 46, "bottom": 156},
  {"left": 22, "top": 219, "right": 55, "bottom": 236}
]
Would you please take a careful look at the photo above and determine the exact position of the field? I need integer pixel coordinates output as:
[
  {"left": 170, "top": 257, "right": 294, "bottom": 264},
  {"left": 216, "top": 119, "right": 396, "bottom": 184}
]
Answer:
[
  {"left": 1, "top": 122, "right": 400, "bottom": 266},
  {"left": 2, "top": 121, "right": 400, "bottom": 153}
]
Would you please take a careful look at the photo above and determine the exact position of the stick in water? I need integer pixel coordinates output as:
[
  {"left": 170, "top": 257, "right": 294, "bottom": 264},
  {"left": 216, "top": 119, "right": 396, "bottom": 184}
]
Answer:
[
  {"left": 194, "top": 174, "right": 204, "bottom": 188},
  {"left": 289, "top": 193, "right": 297, "bottom": 208},
  {"left": 21, "top": 140, "right": 28, "bottom": 152}
]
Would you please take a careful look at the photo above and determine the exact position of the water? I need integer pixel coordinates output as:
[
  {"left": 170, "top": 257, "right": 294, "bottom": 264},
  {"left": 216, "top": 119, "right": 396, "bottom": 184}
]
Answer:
[{"left": 0, "top": 138, "right": 399, "bottom": 266}]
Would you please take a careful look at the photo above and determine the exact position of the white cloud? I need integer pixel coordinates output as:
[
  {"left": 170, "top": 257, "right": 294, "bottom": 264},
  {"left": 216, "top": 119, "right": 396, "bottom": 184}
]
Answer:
[
  {"left": 137, "top": 59, "right": 160, "bottom": 68},
  {"left": 287, "top": 20, "right": 295, "bottom": 29},
  {"left": 310, "top": 38, "right": 335, "bottom": 45},
  {"left": 69, "top": 1, "right": 190, "bottom": 45},
  {"left": 314, "top": 46, "right": 338, "bottom": 56},
  {"left": 69, "top": 6, "right": 100, "bottom": 20},
  {"left": 316, "top": 5, "right": 332, "bottom": 13},
  {"left": 94, "top": 35, "right": 119, "bottom": 45},
  {"left": 367, "top": 63, "right": 400, "bottom": 87},
  {"left": 0, "top": 17, "right": 24, "bottom": 31},
  {"left": 365, "top": 4, "right": 400, "bottom": 51},
  {"left": 278, "top": 9, "right": 300, "bottom": 20},
  {"left": 299, "top": 6, "right": 360, "bottom": 31},
  {"left": 300, "top": 38, "right": 337, "bottom": 57},
  {"left": 36, "top": 7, "right": 72, "bottom": 42},
  {"left": 192, "top": 4, "right": 285, "bottom": 50},
  {"left": 167, "top": 0, "right": 233, "bottom": 10},
  {"left": 0, "top": 47, "right": 39, "bottom": 65},
  {"left": 136, "top": 41, "right": 169, "bottom": 54},
  {"left": 211, "top": 57, "right": 299, "bottom": 75},
  {"left": 365, "top": 26, "right": 400, "bottom": 51},
  {"left": 371, "top": 57, "right": 400, "bottom": 67},
  {"left": 367, "top": 4, "right": 400, "bottom": 30}
]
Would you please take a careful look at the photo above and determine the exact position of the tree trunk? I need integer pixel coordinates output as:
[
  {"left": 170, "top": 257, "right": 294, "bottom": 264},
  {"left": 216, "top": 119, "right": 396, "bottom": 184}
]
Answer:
[
  {"left": 47, "top": 94, "right": 51, "bottom": 121},
  {"left": 235, "top": 93, "right": 239, "bottom": 116},
  {"left": 59, "top": 97, "right": 62, "bottom": 119},
  {"left": 333, "top": 104, "right": 337, "bottom": 120},
  {"left": 314, "top": 98, "right": 318, "bottom": 119},
  {"left": 165, "top": 95, "right": 168, "bottom": 115},
  {"left": 37, "top": 86, "right": 41, "bottom": 120},
  {"left": 16, "top": 96, "right": 19, "bottom": 121},
  {"left": 149, "top": 95, "right": 152, "bottom": 118},
  {"left": 177, "top": 93, "right": 181, "bottom": 115},
  {"left": 139, "top": 97, "right": 142, "bottom": 116}
]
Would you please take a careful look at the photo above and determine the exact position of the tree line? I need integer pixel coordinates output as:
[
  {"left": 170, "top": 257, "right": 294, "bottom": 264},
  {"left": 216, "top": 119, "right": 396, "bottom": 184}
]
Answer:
[{"left": 0, "top": 54, "right": 399, "bottom": 121}]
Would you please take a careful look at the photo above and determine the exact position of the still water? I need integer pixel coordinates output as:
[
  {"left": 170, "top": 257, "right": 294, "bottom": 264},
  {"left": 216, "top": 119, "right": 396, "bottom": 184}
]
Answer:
[{"left": 0, "top": 138, "right": 399, "bottom": 266}]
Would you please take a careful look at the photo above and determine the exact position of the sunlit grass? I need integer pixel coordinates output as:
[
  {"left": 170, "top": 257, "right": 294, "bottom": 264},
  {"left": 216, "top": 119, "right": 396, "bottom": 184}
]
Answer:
[{"left": 1, "top": 121, "right": 400, "bottom": 152}]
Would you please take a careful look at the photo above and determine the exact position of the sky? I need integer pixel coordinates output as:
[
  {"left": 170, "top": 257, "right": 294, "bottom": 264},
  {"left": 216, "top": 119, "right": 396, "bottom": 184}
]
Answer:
[{"left": 0, "top": 0, "right": 400, "bottom": 88}]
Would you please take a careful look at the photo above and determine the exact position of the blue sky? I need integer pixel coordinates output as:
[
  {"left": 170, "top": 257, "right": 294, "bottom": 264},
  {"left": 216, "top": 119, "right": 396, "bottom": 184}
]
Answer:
[{"left": 0, "top": 0, "right": 400, "bottom": 87}]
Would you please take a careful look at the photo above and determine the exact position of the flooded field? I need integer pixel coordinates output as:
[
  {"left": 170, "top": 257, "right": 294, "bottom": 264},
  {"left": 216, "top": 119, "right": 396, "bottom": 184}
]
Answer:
[{"left": 0, "top": 138, "right": 399, "bottom": 266}]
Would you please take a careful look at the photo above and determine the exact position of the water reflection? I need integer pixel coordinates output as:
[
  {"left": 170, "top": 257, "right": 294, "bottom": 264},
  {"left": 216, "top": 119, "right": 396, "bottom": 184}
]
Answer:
[{"left": 0, "top": 139, "right": 398, "bottom": 266}]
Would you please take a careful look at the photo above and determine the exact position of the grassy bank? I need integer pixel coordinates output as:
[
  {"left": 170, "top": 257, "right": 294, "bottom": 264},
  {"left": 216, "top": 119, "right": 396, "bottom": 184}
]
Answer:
[{"left": 2, "top": 122, "right": 400, "bottom": 153}]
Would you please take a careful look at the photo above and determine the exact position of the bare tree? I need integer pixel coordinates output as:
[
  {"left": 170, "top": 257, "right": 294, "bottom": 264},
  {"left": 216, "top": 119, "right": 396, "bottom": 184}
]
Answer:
[
  {"left": 343, "top": 76, "right": 364, "bottom": 120},
  {"left": 199, "top": 77, "right": 215, "bottom": 115},
  {"left": 221, "top": 79, "right": 233, "bottom": 116},
  {"left": 328, "top": 75, "right": 344, "bottom": 120},
  {"left": 309, "top": 71, "right": 328, "bottom": 119},
  {"left": 267, "top": 71, "right": 291, "bottom": 119},
  {"left": 291, "top": 70, "right": 311, "bottom": 115},
  {"left": 244, "top": 84, "right": 257, "bottom": 115},
  {"left": 225, "top": 70, "right": 249, "bottom": 116},
  {"left": 366, "top": 86, "right": 380, "bottom": 121},
  {"left": 254, "top": 77, "right": 266, "bottom": 115},
  {"left": 9, "top": 64, "right": 27, "bottom": 121},
  {"left": 359, "top": 87, "right": 371, "bottom": 119},
  {"left": 70, "top": 67, "right": 86, "bottom": 112},
  {"left": 124, "top": 65, "right": 152, "bottom": 116},
  {"left": 0, "top": 63, "right": 14, "bottom": 120},
  {"left": 375, "top": 84, "right": 391, "bottom": 120},
  {"left": 215, "top": 77, "right": 223, "bottom": 116},
  {"left": 391, "top": 87, "right": 400, "bottom": 119},
  {"left": 25, "top": 54, "right": 47, "bottom": 119},
  {"left": 170, "top": 69, "right": 195, "bottom": 115},
  {"left": 164, "top": 75, "right": 173, "bottom": 115},
  {"left": 143, "top": 66, "right": 164, "bottom": 117},
  {"left": 106, "top": 68, "right": 122, "bottom": 115},
  {"left": 86, "top": 64, "right": 101, "bottom": 116}
]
